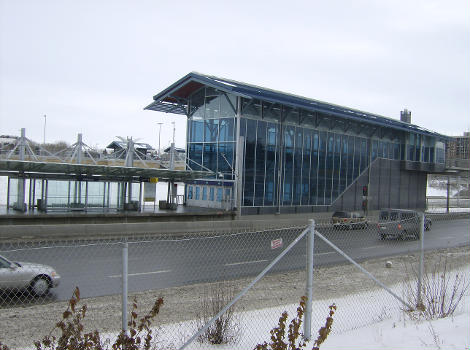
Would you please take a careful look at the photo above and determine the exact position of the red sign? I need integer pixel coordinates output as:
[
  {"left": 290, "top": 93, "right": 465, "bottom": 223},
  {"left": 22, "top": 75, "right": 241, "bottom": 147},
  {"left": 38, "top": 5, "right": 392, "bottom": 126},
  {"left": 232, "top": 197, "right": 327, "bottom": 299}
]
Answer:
[{"left": 271, "top": 238, "right": 283, "bottom": 250}]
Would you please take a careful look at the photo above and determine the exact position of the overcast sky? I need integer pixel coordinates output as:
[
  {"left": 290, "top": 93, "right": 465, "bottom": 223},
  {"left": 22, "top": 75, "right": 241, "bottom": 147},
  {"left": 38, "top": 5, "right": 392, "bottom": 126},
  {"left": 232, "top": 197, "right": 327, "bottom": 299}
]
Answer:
[{"left": 1, "top": 0, "right": 469, "bottom": 150}]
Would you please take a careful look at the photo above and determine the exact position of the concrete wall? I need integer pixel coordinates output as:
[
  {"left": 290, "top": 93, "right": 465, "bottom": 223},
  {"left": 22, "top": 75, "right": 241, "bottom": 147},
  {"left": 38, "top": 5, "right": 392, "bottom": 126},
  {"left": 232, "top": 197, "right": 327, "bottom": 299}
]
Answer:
[{"left": 333, "top": 158, "right": 427, "bottom": 212}]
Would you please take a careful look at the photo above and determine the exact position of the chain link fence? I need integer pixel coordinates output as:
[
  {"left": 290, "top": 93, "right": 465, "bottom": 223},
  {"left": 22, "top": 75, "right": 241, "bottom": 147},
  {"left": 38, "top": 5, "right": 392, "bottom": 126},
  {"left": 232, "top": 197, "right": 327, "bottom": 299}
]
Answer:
[{"left": 0, "top": 211, "right": 469, "bottom": 349}]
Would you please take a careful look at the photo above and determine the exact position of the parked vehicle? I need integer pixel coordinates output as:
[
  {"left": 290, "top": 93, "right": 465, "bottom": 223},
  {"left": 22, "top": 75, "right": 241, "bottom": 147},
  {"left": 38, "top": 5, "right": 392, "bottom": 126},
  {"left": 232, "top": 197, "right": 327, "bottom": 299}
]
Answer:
[
  {"left": 377, "top": 209, "right": 429, "bottom": 240},
  {"left": 331, "top": 211, "right": 368, "bottom": 230},
  {"left": 0, "top": 254, "right": 60, "bottom": 296}
]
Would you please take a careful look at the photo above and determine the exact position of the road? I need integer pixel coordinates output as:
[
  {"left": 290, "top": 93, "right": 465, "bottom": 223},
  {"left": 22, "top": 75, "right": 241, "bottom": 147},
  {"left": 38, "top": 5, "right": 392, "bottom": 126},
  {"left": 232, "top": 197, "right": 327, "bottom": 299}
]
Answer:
[{"left": 1, "top": 218, "right": 469, "bottom": 304}]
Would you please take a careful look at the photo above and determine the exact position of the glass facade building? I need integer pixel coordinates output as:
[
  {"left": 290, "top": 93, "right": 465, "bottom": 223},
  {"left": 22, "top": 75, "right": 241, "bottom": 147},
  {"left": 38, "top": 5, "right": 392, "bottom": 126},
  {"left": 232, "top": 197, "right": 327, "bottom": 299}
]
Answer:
[{"left": 145, "top": 73, "right": 447, "bottom": 214}]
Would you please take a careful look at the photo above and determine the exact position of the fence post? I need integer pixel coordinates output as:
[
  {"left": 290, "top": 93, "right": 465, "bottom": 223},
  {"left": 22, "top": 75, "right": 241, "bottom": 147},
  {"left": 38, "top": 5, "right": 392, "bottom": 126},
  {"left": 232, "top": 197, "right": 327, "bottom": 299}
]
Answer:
[
  {"left": 304, "top": 219, "right": 315, "bottom": 340},
  {"left": 122, "top": 241, "right": 129, "bottom": 334},
  {"left": 417, "top": 212, "right": 425, "bottom": 309}
]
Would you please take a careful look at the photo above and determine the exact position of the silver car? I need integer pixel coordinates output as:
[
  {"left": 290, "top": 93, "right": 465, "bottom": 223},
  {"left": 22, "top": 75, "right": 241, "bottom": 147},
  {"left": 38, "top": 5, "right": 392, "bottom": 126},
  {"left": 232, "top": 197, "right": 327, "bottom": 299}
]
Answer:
[{"left": 0, "top": 254, "right": 60, "bottom": 296}]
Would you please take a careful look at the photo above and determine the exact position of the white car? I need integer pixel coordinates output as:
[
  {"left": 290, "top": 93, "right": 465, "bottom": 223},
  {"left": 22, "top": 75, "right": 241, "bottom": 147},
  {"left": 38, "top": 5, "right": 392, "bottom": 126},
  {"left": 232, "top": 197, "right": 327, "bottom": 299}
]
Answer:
[{"left": 0, "top": 254, "right": 60, "bottom": 296}]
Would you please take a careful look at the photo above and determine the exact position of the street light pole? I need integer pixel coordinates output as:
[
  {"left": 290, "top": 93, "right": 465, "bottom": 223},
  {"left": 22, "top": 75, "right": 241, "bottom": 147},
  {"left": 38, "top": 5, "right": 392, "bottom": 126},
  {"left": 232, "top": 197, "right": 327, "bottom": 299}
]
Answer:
[
  {"left": 157, "top": 122, "right": 163, "bottom": 157},
  {"left": 43, "top": 114, "right": 47, "bottom": 145}
]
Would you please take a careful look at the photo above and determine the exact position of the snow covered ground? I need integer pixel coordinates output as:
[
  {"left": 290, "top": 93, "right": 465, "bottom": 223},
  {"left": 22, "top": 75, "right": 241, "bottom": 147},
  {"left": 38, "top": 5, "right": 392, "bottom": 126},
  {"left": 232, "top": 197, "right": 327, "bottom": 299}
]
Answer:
[
  {"left": 97, "top": 267, "right": 470, "bottom": 350},
  {"left": 162, "top": 287, "right": 470, "bottom": 350}
]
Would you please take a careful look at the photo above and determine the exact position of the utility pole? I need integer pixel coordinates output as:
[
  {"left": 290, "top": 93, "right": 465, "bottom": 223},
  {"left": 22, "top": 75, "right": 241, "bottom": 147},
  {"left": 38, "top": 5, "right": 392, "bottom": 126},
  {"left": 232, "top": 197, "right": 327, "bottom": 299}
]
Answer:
[{"left": 157, "top": 122, "right": 163, "bottom": 157}]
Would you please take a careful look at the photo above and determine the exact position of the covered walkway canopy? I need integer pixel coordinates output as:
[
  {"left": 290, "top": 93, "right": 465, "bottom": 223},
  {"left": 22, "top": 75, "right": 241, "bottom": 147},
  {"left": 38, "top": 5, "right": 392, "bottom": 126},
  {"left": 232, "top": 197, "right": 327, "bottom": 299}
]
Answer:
[{"left": 0, "top": 159, "right": 211, "bottom": 181}]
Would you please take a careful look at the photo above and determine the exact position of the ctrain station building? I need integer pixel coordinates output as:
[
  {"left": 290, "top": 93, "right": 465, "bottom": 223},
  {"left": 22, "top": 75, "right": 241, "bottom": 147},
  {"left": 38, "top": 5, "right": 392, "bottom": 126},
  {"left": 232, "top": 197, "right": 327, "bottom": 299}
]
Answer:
[{"left": 145, "top": 72, "right": 448, "bottom": 215}]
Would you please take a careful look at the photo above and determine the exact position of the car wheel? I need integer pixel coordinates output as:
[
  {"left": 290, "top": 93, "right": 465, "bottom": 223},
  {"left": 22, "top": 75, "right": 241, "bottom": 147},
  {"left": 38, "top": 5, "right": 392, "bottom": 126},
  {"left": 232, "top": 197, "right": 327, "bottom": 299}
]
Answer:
[
  {"left": 30, "top": 276, "right": 50, "bottom": 296},
  {"left": 379, "top": 234, "right": 386, "bottom": 240}
]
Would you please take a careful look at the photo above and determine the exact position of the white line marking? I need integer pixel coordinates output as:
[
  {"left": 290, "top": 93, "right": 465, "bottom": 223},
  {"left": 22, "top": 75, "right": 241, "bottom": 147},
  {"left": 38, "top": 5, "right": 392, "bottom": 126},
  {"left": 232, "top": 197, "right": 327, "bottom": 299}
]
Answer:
[
  {"left": 362, "top": 245, "right": 385, "bottom": 250},
  {"left": 108, "top": 270, "right": 171, "bottom": 278},
  {"left": 316, "top": 251, "right": 335, "bottom": 256},
  {"left": 225, "top": 259, "right": 269, "bottom": 267}
]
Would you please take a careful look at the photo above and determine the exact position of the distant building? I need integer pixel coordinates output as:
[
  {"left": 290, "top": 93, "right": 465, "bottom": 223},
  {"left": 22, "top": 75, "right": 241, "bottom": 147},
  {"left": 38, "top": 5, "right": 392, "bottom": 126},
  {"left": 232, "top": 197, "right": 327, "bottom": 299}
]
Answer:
[{"left": 446, "top": 132, "right": 470, "bottom": 160}]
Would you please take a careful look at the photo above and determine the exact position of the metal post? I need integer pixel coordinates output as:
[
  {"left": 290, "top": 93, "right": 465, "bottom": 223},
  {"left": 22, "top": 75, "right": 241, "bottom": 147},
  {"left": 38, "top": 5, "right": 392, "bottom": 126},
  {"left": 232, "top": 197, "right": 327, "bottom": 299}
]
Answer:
[
  {"left": 179, "top": 227, "right": 310, "bottom": 350},
  {"left": 122, "top": 242, "right": 128, "bottom": 334},
  {"left": 446, "top": 176, "right": 450, "bottom": 213},
  {"left": 304, "top": 219, "right": 315, "bottom": 340},
  {"left": 417, "top": 212, "right": 425, "bottom": 309}
]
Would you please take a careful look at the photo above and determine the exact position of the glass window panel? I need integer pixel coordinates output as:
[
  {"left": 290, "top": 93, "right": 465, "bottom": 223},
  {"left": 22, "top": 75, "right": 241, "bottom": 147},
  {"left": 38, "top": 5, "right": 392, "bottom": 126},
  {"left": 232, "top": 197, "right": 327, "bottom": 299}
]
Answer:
[
  {"left": 371, "top": 140, "right": 378, "bottom": 160},
  {"left": 242, "top": 98, "right": 262, "bottom": 118},
  {"left": 354, "top": 137, "right": 361, "bottom": 180},
  {"left": 188, "top": 143, "right": 203, "bottom": 171},
  {"left": 188, "top": 186, "right": 193, "bottom": 200},
  {"left": 393, "top": 143, "right": 400, "bottom": 160},
  {"left": 209, "top": 187, "right": 214, "bottom": 201},
  {"left": 310, "top": 132, "right": 319, "bottom": 205},
  {"left": 203, "top": 144, "right": 217, "bottom": 172},
  {"left": 204, "top": 119, "right": 218, "bottom": 142},
  {"left": 195, "top": 186, "right": 200, "bottom": 200},
  {"left": 325, "top": 134, "right": 334, "bottom": 205},
  {"left": 264, "top": 123, "right": 278, "bottom": 206},
  {"left": 340, "top": 135, "right": 348, "bottom": 195},
  {"left": 218, "top": 118, "right": 235, "bottom": 142},
  {"left": 189, "top": 88, "right": 205, "bottom": 119},
  {"left": 204, "top": 87, "right": 220, "bottom": 119},
  {"left": 262, "top": 102, "right": 281, "bottom": 122},
  {"left": 255, "top": 121, "right": 267, "bottom": 206},
  {"left": 378, "top": 141, "right": 383, "bottom": 158},
  {"left": 282, "top": 126, "right": 295, "bottom": 205},
  {"left": 317, "top": 131, "right": 327, "bottom": 205},
  {"left": 243, "top": 118, "right": 256, "bottom": 206},
  {"left": 217, "top": 188, "right": 223, "bottom": 201},
  {"left": 285, "top": 108, "right": 299, "bottom": 124},
  {"left": 217, "top": 142, "right": 234, "bottom": 175},
  {"left": 190, "top": 119, "right": 204, "bottom": 142},
  {"left": 347, "top": 136, "right": 354, "bottom": 186},
  {"left": 332, "top": 133, "right": 341, "bottom": 202},
  {"left": 360, "top": 139, "right": 368, "bottom": 173},
  {"left": 220, "top": 93, "right": 236, "bottom": 118},
  {"left": 302, "top": 130, "right": 311, "bottom": 205},
  {"left": 202, "top": 187, "right": 207, "bottom": 200},
  {"left": 292, "top": 127, "right": 303, "bottom": 205}
]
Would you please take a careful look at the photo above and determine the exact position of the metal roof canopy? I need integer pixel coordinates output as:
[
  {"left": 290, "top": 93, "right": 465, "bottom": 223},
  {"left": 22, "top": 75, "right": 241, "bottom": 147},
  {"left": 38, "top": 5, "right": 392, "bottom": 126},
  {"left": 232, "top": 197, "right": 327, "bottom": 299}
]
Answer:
[
  {"left": 0, "top": 160, "right": 212, "bottom": 182},
  {"left": 145, "top": 72, "right": 447, "bottom": 139}
]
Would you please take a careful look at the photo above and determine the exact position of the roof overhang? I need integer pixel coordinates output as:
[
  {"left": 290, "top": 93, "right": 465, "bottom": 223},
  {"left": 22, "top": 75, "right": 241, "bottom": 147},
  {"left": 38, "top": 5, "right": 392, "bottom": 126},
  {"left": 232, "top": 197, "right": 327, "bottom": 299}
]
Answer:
[{"left": 145, "top": 72, "right": 448, "bottom": 139}]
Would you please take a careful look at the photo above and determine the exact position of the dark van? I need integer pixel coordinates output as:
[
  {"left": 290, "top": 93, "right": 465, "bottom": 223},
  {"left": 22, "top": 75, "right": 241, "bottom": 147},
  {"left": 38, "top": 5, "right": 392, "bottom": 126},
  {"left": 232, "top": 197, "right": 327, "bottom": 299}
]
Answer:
[{"left": 378, "top": 209, "right": 426, "bottom": 240}]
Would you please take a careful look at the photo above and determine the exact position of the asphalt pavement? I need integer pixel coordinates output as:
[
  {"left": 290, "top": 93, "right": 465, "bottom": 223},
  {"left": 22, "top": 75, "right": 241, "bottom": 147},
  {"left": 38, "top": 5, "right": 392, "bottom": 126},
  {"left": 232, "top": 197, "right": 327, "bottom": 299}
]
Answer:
[{"left": 0, "top": 218, "right": 469, "bottom": 304}]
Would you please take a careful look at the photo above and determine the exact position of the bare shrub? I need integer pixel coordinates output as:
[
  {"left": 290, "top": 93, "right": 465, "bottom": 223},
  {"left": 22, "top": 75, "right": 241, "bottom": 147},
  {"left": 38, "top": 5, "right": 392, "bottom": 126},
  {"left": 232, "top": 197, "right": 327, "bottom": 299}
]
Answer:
[
  {"left": 403, "top": 256, "right": 469, "bottom": 319},
  {"left": 255, "top": 296, "right": 336, "bottom": 350},
  {"left": 32, "top": 287, "right": 164, "bottom": 350},
  {"left": 196, "top": 281, "right": 242, "bottom": 345}
]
